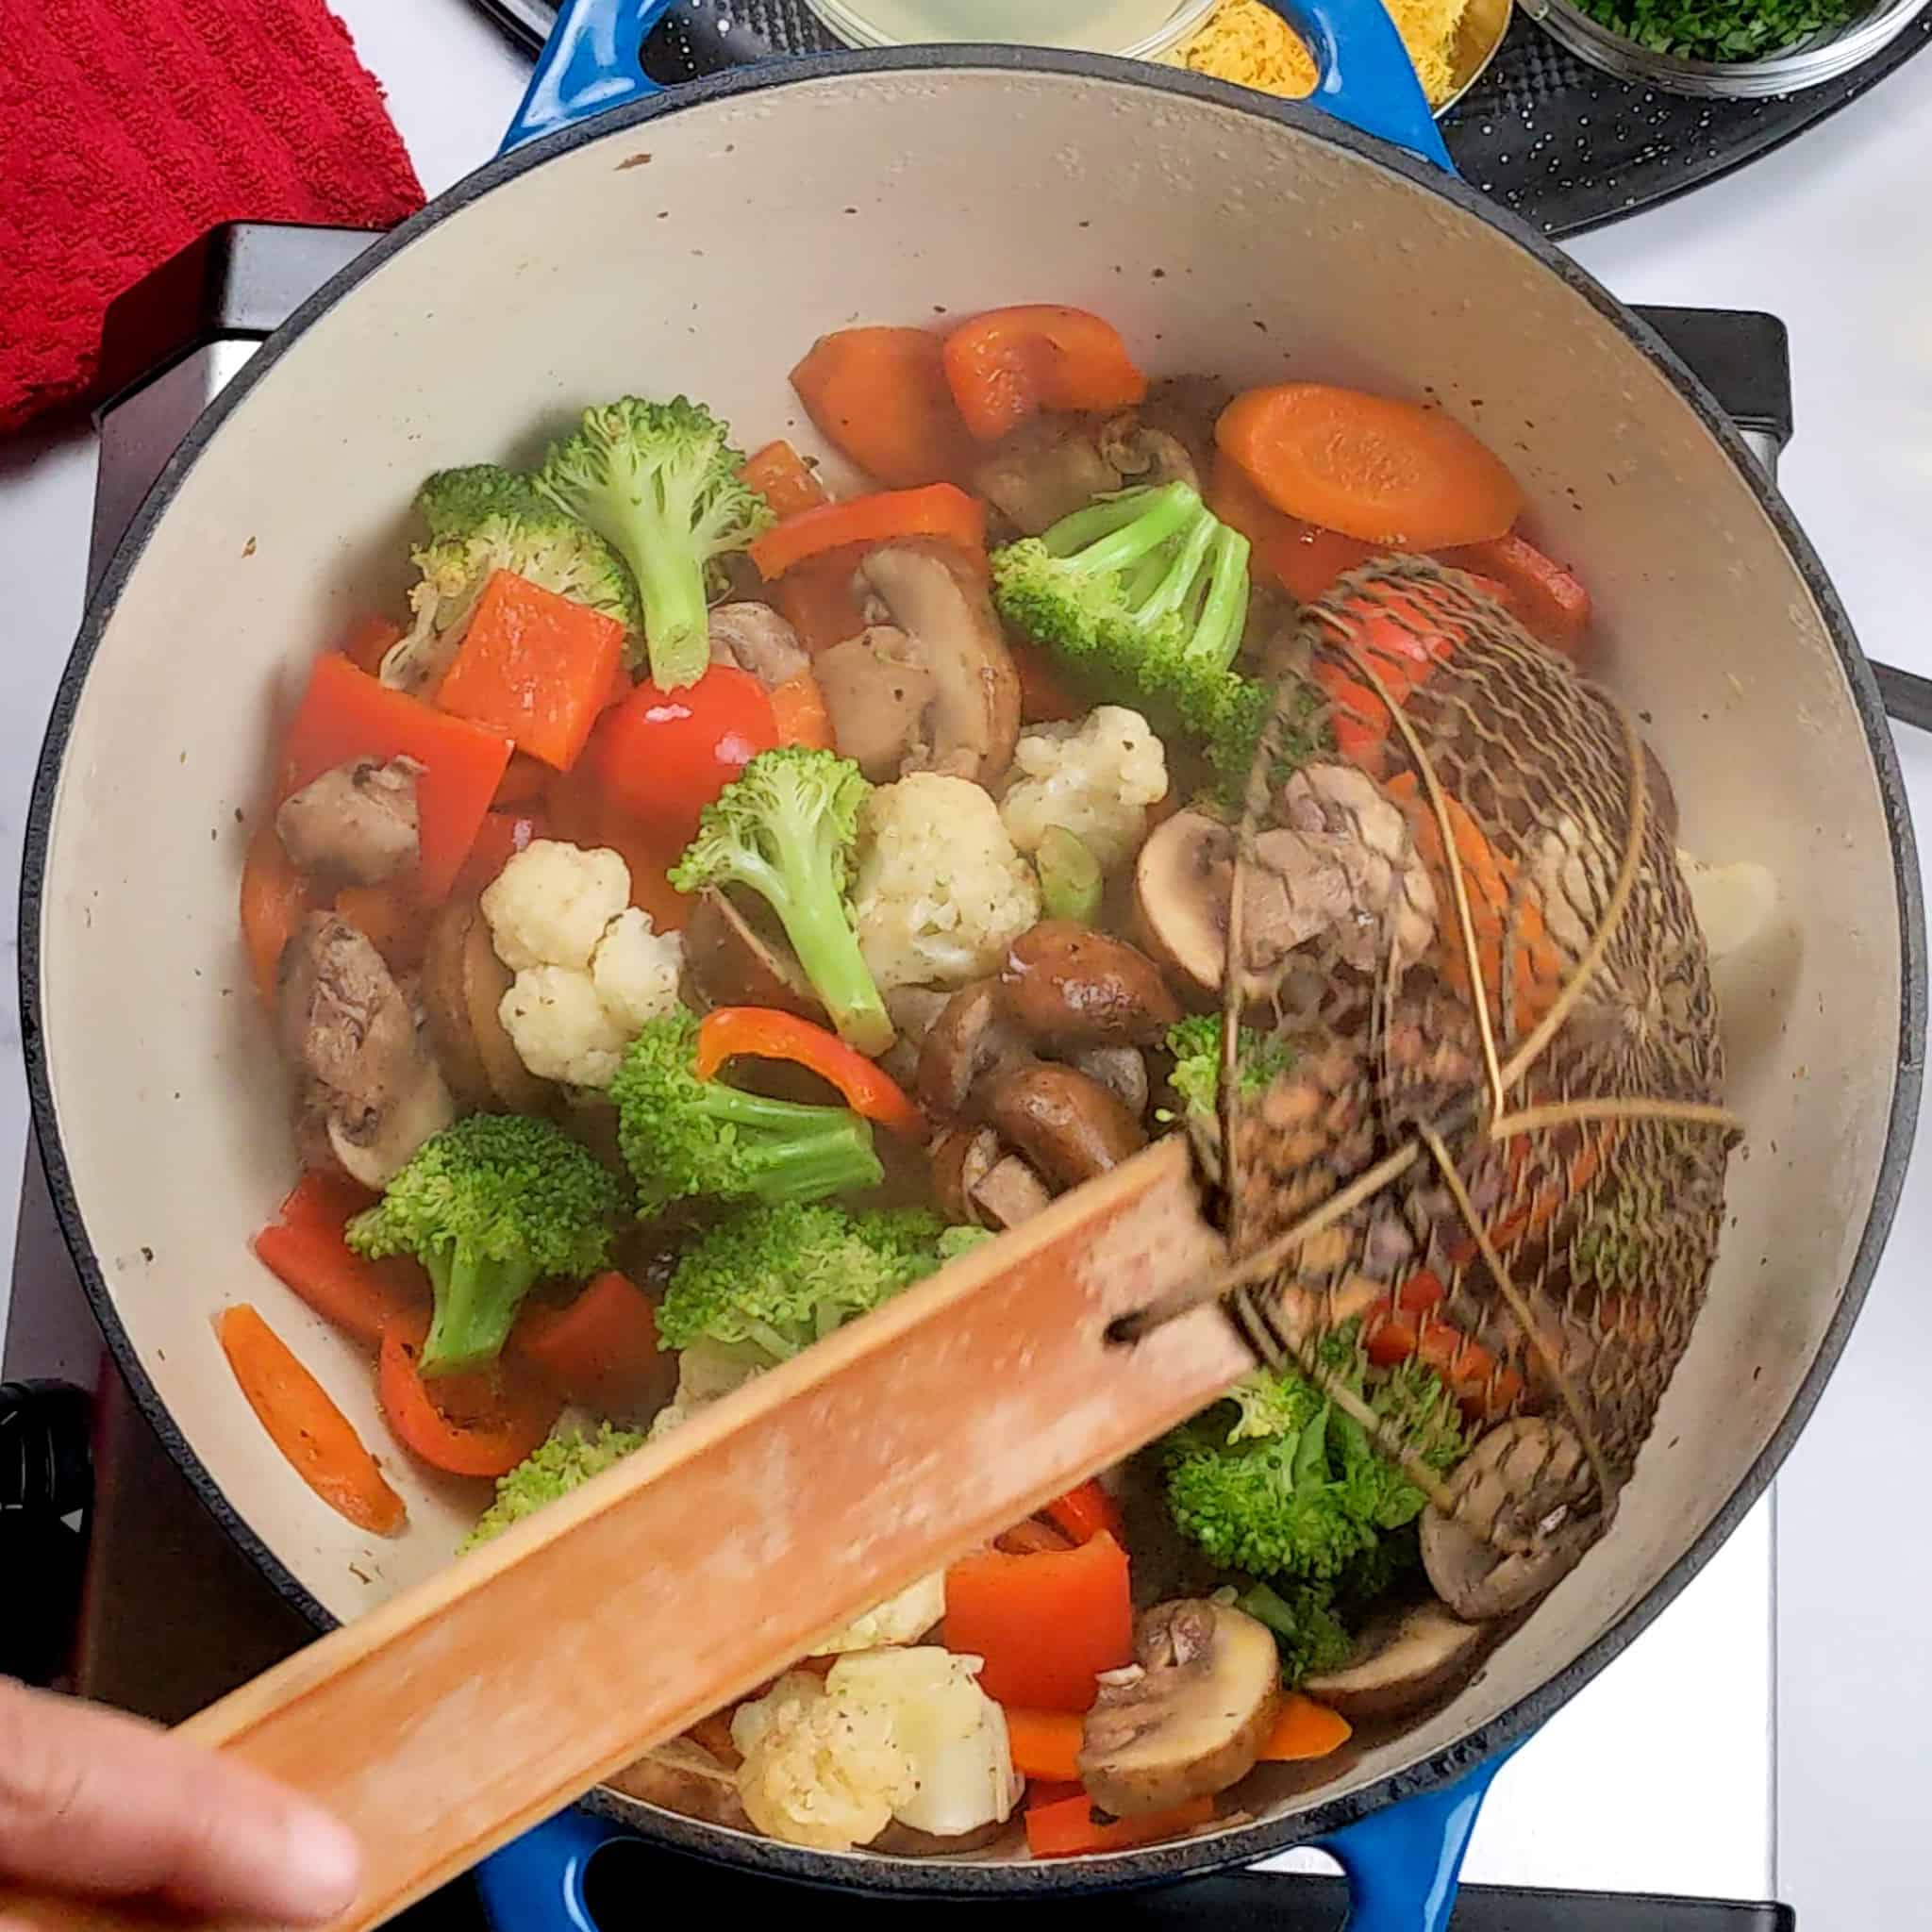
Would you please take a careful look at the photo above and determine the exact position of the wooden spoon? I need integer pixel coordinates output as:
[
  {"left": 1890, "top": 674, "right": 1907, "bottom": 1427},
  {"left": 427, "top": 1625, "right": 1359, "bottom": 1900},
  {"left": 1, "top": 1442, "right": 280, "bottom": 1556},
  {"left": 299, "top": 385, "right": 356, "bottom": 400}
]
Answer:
[{"left": 3, "top": 1140, "right": 1251, "bottom": 1932}]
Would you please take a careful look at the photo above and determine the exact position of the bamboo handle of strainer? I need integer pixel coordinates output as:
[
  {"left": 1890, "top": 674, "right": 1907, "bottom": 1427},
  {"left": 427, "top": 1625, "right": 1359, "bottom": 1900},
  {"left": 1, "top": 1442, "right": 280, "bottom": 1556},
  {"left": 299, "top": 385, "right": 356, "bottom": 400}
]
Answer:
[{"left": 0, "top": 1139, "right": 1248, "bottom": 1932}]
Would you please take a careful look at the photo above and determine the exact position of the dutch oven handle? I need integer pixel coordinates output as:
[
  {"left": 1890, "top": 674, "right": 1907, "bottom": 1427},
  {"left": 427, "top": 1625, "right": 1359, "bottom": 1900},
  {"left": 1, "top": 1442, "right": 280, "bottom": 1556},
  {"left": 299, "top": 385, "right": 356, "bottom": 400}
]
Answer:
[
  {"left": 499, "top": 0, "right": 1455, "bottom": 171},
  {"left": 487, "top": 4, "right": 1473, "bottom": 1925}
]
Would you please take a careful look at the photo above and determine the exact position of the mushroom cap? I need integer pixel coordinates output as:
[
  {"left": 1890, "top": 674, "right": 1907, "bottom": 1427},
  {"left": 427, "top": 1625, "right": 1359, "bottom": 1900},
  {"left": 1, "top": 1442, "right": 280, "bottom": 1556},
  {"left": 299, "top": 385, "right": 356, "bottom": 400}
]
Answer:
[
  {"left": 984, "top": 1061, "right": 1146, "bottom": 1191},
  {"left": 1302, "top": 1600, "right": 1486, "bottom": 1720},
  {"left": 1132, "top": 809, "right": 1235, "bottom": 999},
  {"left": 1077, "top": 1599, "right": 1283, "bottom": 1818},
  {"left": 999, "top": 922, "right": 1180, "bottom": 1049}
]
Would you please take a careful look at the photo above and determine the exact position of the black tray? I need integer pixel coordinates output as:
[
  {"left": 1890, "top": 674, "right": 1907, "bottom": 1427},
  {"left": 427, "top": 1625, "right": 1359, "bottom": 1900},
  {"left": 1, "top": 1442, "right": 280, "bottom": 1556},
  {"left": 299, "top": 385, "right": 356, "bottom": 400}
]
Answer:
[{"left": 474, "top": 0, "right": 1927, "bottom": 238}]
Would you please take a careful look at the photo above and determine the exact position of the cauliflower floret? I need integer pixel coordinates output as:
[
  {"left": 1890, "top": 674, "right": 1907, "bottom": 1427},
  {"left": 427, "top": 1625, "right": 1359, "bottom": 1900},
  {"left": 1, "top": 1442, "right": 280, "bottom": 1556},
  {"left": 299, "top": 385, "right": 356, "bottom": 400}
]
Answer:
[
  {"left": 731, "top": 1670, "right": 913, "bottom": 1851},
  {"left": 591, "top": 907, "right": 683, "bottom": 1031},
  {"left": 647, "top": 1340, "right": 759, "bottom": 1440},
  {"left": 999, "top": 706, "right": 1169, "bottom": 871},
  {"left": 480, "top": 841, "right": 683, "bottom": 1091},
  {"left": 480, "top": 839, "right": 630, "bottom": 972},
  {"left": 813, "top": 1572, "right": 946, "bottom": 1656},
  {"left": 730, "top": 1650, "right": 1019, "bottom": 1851},
  {"left": 853, "top": 774, "right": 1041, "bottom": 991},
  {"left": 828, "top": 1649, "right": 1020, "bottom": 1839},
  {"left": 498, "top": 966, "right": 631, "bottom": 1089}
]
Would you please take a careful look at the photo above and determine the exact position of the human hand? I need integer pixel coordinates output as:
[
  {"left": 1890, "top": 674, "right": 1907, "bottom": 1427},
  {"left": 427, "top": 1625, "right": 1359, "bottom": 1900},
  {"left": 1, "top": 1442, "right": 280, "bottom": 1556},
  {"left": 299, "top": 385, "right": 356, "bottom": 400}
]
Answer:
[{"left": 0, "top": 1676, "right": 360, "bottom": 1924}]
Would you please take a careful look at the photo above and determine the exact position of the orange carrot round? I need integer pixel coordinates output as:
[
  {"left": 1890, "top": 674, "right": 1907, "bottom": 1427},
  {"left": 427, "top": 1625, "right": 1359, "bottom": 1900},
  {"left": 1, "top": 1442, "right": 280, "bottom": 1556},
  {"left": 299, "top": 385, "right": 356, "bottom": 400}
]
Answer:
[
  {"left": 1208, "top": 452, "right": 1384, "bottom": 603},
  {"left": 791, "top": 326, "right": 976, "bottom": 489},
  {"left": 1004, "top": 1707, "right": 1085, "bottom": 1784},
  {"left": 1217, "top": 384, "right": 1523, "bottom": 549},
  {"left": 740, "top": 439, "right": 829, "bottom": 519},
  {"left": 218, "top": 1304, "right": 406, "bottom": 1536},
  {"left": 767, "top": 670, "right": 836, "bottom": 751},
  {"left": 942, "top": 306, "right": 1146, "bottom": 443},
  {"left": 1257, "top": 1691, "right": 1353, "bottom": 1762}
]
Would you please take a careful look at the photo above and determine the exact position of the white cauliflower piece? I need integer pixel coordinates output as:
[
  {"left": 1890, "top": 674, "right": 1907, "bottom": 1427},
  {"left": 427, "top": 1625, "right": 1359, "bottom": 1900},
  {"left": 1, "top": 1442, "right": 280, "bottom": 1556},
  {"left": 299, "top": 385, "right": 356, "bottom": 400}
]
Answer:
[
  {"left": 828, "top": 1648, "right": 1020, "bottom": 1840},
  {"left": 590, "top": 908, "right": 684, "bottom": 1031},
  {"left": 480, "top": 841, "right": 682, "bottom": 1091},
  {"left": 731, "top": 1670, "right": 913, "bottom": 1851},
  {"left": 730, "top": 1650, "right": 1020, "bottom": 1851},
  {"left": 648, "top": 1341, "right": 760, "bottom": 1440},
  {"left": 813, "top": 1572, "right": 946, "bottom": 1657},
  {"left": 999, "top": 706, "right": 1169, "bottom": 871},
  {"left": 498, "top": 967, "right": 632, "bottom": 1090},
  {"left": 853, "top": 774, "right": 1041, "bottom": 991},
  {"left": 480, "top": 839, "right": 630, "bottom": 972}
]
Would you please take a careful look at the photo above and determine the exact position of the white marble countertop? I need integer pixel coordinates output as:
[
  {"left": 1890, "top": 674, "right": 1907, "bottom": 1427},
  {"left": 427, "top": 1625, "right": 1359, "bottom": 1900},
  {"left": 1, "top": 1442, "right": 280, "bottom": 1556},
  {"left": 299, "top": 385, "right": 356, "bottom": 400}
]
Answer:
[{"left": 3, "top": 8, "right": 1929, "bottom": 1925}]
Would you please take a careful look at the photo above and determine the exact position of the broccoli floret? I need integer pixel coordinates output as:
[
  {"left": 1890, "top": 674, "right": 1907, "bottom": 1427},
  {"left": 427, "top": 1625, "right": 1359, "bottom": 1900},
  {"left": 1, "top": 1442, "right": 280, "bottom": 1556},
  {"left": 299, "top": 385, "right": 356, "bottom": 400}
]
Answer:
[
  {"left": 1237, "top": 1579, "right": 1357, "bottom": 1686},
  {"left": 668, "top": 748, "right": 891, "bottom": 1057},
  {"left": 992, "top": 482, "right": 1309, "bottom": 786},
  {"left": 658, "top": 1201, "right": 962, "bottom": 1370},
  {"left": 536, "top": 396, "right": 774, "bottom": 691},
  {"left": 1160, "top": 1013, "right": 1292, "bottom": 1123},
  {"left": 346, "top": 1114, "right": 620, "bottom": 1377},
  {"left": 460, "top": 1423, "right": 645, "bottom": 1552},
  {"left": 387, "top": 465, "right": 642, "bottom": 689},
  {"left": 1162, "top": 1324, "right": 1468, "bottom": 1586},
  {"left": 609, "top": 1008, "right": 883, "bottom": 1217}
]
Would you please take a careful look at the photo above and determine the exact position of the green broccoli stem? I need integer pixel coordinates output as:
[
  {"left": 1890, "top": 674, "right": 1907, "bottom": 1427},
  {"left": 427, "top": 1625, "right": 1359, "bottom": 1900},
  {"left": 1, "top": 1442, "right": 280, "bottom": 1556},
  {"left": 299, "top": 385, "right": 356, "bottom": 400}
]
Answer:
[
  {"left": 1042, "top": 480, "right": 1201, "bottom": 570},
  {"left": 420, "top": 1248, "right": 542, "bottom": 1378},
  {"left": 698, "top": 1085, "right": 884, "bottom": 1202},
  {"left": 1191, "top": 527, "right": 1253, "bottom": 672},
  {"left": 758, "top": 810, "right": 894, "bottom": 1058},
  {"left": 625, "top": 509, "right": 712, "bottom": 691}
]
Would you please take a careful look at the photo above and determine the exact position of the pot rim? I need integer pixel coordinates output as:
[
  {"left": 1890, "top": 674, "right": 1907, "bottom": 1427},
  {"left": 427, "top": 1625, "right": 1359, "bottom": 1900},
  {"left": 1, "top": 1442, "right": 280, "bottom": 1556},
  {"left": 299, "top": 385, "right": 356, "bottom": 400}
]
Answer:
[{"left": 19, "top": 43, "right": 1924, "bottom": 1895}]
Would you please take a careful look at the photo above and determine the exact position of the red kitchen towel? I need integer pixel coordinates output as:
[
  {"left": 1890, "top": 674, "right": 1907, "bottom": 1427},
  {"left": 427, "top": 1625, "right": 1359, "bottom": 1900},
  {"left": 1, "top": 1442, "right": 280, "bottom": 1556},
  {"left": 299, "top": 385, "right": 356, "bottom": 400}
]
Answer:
[{"left": 0, "top": 0, "right": 425, "bottom": 434}]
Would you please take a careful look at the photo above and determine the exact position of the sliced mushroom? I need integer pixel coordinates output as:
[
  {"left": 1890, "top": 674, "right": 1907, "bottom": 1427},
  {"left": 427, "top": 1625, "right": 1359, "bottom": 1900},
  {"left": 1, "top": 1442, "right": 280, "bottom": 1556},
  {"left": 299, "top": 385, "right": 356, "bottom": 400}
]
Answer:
[
  {"left": 708, "top": 601, "right": 808, "bottom": 689},
  {"left": 881, "top": 985, "right": 954, "bottom": 1091},
  {"left": 931, "top": 1124, "right": 1003, "bottom": 1225},
  {"left": 1078, "top": 1600, "right": 1283, "bottom": 1818},
  {"left": 869, "top": 1819, "right": 1008, "bottom": 1857},
  {"left": 917, "top": 979, "right": 1030, "bottom": 1119},
  {"left": 1132, "top": 809, "right": 1236, "bottom": 999},
  {"left": 1098, "top": 415, "right": 1200, "bottom": 492},
  {"left": 985, "top": 1063, "right": 1146, "bottom": 1191},
  {"left": 972, "top": 1154, "right": 1054, "bottom": 1229},
  {"left": 278, "top": 913, "right": 454, "bottom": 1188},
  {"left": 1000, "top": 922, "right": 1180, "bottom": 1048},
  {"left": 682, "top": 889, "right": 824, "bottom": 1021},
  {"left": 1301, "top": 1601, "right": 1487, "bottom": 1721},
  {"left": 813, "top": 625, "right": 937, "bottom": 780},
  {"left": 970, "top": 415, "right": 1123, "bottom": 537},
  {"left": 1421, "top": 1418, "right": 1601, "bottom": 1623},
  {"left": 421, "top": 898, "right": 546, "bottom": 1112},
  {"left": 858, "top": 543, "right": 1021, "bottom": 785},
  {"left": 605, "top": 1739, "right": 750, "bottom": 1830},
  {"left": 1066, "top": 1044, "right": 1149, "bottom": 1120},
  {"left": 275, "top": 756, "right": 423, "bottom": 886}
]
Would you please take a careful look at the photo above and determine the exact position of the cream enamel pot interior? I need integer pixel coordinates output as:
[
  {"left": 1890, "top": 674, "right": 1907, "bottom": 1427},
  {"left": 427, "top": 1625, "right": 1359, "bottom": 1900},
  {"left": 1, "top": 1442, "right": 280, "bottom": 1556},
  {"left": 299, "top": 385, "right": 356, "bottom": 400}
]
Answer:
[{"left": 20, "top": 3, "right": 1924, "bottom": 1924}]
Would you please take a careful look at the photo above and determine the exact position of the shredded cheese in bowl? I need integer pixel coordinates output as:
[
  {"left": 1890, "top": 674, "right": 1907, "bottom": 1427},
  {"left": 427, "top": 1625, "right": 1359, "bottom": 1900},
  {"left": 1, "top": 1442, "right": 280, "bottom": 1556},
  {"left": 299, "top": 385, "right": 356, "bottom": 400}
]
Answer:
[{"left": 1163, "top": 0, "right": 1470, "bottom": 108}]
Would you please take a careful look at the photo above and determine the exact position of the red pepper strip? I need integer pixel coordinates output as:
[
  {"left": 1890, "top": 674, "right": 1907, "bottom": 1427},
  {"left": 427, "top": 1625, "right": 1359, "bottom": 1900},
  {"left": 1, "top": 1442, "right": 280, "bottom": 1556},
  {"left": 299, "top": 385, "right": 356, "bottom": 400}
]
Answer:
[
  {"left": 1041, "top": 1479, "right": 1124, "bottom": 1547},
  {"left": 514, "top": 1271, "right": 676, "bottom": 1415},
  {"left": 252, "top": 1174, "right": 426, "bottom": 1351},
  {"left": 378, "top": 1309, "right": 561, "bottom": 1479},
  {"left": 695, "top": 1007, "right": 925, "bottom": 1138},
  {"left": 750, "top": 483, "right": 985, "bottom": 582}
]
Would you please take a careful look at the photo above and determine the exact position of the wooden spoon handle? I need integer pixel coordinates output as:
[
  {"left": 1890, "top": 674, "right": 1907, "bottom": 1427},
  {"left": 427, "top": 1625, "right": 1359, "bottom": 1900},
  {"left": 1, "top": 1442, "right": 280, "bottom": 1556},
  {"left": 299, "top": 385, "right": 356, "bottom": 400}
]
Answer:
[{"left": 2, "top": 1141, "right": 1249, "bottom": 1932}]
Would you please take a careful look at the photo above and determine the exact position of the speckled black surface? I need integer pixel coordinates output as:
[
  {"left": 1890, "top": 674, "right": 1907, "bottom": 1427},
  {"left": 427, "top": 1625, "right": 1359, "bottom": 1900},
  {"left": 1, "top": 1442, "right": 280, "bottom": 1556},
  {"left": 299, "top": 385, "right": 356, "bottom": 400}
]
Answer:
[{"left": 475, "top": 0, "right": 1931, "bottom": 236}]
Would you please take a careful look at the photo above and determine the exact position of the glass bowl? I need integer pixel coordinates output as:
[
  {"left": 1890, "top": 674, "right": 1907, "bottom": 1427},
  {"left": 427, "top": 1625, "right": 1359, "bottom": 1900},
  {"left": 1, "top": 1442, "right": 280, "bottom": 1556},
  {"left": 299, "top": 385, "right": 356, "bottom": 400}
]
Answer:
[
  {"left": 1522, "top": 0, "right": 1932, "bottom": 96},
  {"left": 803, "top": 0, "right": 1224, "bottom": 58}
]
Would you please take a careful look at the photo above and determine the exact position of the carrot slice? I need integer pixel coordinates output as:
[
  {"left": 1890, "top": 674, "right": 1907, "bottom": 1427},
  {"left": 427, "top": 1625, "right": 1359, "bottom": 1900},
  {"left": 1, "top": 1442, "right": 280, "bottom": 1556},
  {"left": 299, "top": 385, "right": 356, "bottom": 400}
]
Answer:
[
  {"left": 942, "top": 306, "right": 1146, "bottom": 443},
  {"left": 278, "top": 654, "right": 512, "bottom": 902},
  {"left": 1208, "top": 453, "right": 1384, "bottom": 603},
  {"left": 378, "top": 1309, "right": 561, "bottom": 1479},
  {"left": 791, "top": 326, "right": 976, "bottom": 488},
  {"left": 341, "top": 614, "right": 405, "bottom": 677},
  {"left": 944, "top": 1533, "right": 1134, "bottom": 1711},
  {"left": 741, "top": 439, "right": 830, "bottom": 519},
  {"left": 1436, "top": 531, "right": 1591, "bottom": 656},
  {"left": 1217, "top": 384, "right": 1523, "bottom": 549},
  {"left": 219, "top": 1304, "right": 406, "bottom": 1536},
  {"left": 767, "top": 670, "right": 836, "bottom": 750},
  {"left": 435, "top": 569, "right": 627, "bottom": 774},
  {"left": 1257, "top": 1692, "right": 1353, "bottom": 1762},
  {"left": 239, "top": 822, "right": 312, "bottom": 1009},
  {"left": 750, "top": 483, "right": 986, "bottom": 582},
  {"left": 1024, "top": 1792, "right": 1214, "bottom": 1858},
  {"left": 1041, "top": 1479, "right": 1124, "bottom": 1547},
  {"left": 1005, "top": 1708, "right": 1085, "bottom": 1784},
  {"left": 252, "top": 1174, "right": 426, "bottom": 1352},
  {"left": 514, "top": 1272, "right": 675, "bottom": 1415}
]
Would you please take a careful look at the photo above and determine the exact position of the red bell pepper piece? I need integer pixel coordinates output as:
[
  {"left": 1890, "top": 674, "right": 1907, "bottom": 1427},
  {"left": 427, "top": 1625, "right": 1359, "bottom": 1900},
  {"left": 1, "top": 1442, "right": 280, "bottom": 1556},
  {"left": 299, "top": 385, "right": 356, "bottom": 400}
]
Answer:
[
  {"left": 515, "top": 1272, "right": 676, "bottom": 1416},
  {"left": 944, "top": 1533, "right": 1133, "bottom": 1711},
  {"left": 695, "top": 1007, "right": 925, "bottom": 1138},
  {"left": 751, "top": 484, "right": 985, "bottom": 582}
]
